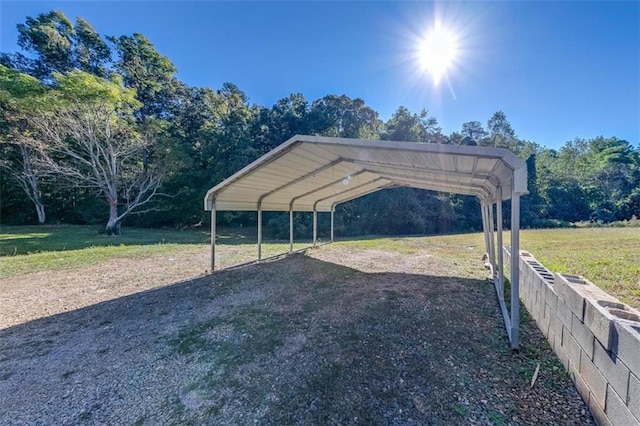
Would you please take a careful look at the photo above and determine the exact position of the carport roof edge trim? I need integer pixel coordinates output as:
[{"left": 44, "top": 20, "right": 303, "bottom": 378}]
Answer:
[{"left": 204, "top": 135, "right": 528, "bottom": 211}]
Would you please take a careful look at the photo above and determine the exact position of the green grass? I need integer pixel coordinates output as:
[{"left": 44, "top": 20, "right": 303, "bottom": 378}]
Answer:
[
  {"left": 1, "top": 225, "right": 638, "bottom": 308},
  {"left": 0, "top": 225, "right": 317, "bottom": 279},
  {"left": 519, "top": 228, "right": 640, "bottom": 309},
  {"left": 0, "top": 224, "right": 216, "bottom": 255},
  {"left": 0, "top": 243, "right": 200, "bottom": 279}
]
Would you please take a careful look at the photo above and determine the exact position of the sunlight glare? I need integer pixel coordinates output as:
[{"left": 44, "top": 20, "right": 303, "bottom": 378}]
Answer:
[{"left": 418, "top": 22, "right": 459, "bottom": 86}]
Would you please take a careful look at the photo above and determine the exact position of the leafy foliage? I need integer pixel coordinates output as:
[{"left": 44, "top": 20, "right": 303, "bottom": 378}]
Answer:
[{"left": 1, "top": 10, "right": 638, "bottom": 234}]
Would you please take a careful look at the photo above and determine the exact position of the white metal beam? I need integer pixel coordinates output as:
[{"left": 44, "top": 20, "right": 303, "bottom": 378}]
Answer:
[
  {"left": 510, "top": 193, "right": 521, "bottom": 349},
  {"left": 313, "top": 209, "right": 317, "bottom": 247},
  {"left": 330, "top": 209, "right": 334, "bottom": 242},
  {"left": 289, "top": 209, "right": 293, "bottom": 253},
  {"left": 257, "top": 207, "right": 263, "bottom": 260},
  {"left": 210, "top": 206, "right": 216, "bottom": 272},
  {"left": 496, "top": 192, "right": 504, "bottom": 299}
]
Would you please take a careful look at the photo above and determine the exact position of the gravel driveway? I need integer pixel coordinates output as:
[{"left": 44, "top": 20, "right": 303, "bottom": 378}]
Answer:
[{"left": 0, "top": 246, "right": 593, "bottom": 425}]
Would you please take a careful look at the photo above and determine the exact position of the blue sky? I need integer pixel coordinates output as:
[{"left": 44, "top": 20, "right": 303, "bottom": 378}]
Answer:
[{"left": 1, "top": 1, "right": 638, "bottom": 149}]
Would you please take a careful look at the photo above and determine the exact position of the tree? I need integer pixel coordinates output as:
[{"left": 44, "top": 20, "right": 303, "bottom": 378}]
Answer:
[
  {"left": 460, "top": 121, "right": 487, "bottom": 145},
  {"left": 2, "top": 11, "right": 112, "bottom": 81},
  {"left": 109, "top": 33, "right": 180, "bottom": 120},
  {"left": 486, "top": 111, "right": 516, "bottom": 149},
  {"left": 16, "top": 11, "right": 75, "bottom": 79},
  {"left": 0, "top": 65, "right": 48, "bottom": 223},
  {"left": 310, "top": 95, "right": 380, "bottom": 139},
  {"left": 382, "top": 107, "right": 444, "bottom": 143},
  {"left": 73, "top": 17, "right": 111, "bottom": 77},
  {"left": 28, "top": 71, "right": 164, "bottom": 234}
]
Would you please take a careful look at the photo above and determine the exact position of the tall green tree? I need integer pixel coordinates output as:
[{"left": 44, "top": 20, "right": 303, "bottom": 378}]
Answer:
[
  {"left": 382, "top": 107, "right": 444, "bottom": 143},
  {"left": 460, "top": 121, "right": 487, "bottom": 145},
  {"left": 310, "top": 95, "right": 380, "bottom": 139},
  {"left": 109, "top": 33, "right": 180, "bottom": 120},
  {"left": 27, "top": 70, "right": 164, "bottom": 234},
  {"left": 486, "top": 111, "right": 517, "bottom": 149},
  {"left": 1, "top": 11, "right": 111, "bottom": 81},
  {"left": 0, "top": 65, "right": 49, "bottom": 223}
]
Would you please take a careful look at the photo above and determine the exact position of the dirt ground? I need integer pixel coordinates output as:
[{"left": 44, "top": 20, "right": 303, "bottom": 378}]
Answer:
[{"left": 0, "top": 244, "right": 593, "bottom": 425}]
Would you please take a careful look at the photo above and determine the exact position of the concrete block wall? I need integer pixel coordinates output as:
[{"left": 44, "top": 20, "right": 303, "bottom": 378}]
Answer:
[{"left": 505, "top": 249, "right": 640, "bottom": 426}]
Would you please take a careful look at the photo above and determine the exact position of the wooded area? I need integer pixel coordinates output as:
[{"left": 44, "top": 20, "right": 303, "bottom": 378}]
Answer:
[{"left": 1, "top": 11, "right": 639, "bottom": 236}]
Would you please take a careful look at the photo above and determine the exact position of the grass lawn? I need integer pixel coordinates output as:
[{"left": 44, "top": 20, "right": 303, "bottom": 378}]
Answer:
[
  {"left": 519, "top": 227, "right": 640, "bottom": 309},
  {"left": 0, "top": 228, "right": 593, "bottom": 424},
  {"left": 1, "top": 224, "right": 638, "bottom": 308}
]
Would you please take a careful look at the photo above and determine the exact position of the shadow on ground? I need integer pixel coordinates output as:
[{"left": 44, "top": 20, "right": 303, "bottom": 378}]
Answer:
[{"left": 0, "top": 253, "right": 592, "bottom": 425}]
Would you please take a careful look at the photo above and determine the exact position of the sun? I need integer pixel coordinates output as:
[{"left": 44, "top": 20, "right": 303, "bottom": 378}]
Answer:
[{"left": 418, "top": 22, "right": 459, "bottom": 86}]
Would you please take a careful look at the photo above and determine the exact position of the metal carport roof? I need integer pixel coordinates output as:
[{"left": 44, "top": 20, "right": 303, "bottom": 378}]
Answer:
[
  {"left": 204, "top": 135, "right": 527, "bottom": 212},
  {"left": 203, "top": 135, "right": 528, "bottom": 348}
]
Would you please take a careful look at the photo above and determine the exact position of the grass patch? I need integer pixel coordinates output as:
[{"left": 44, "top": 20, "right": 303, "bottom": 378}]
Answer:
[
  {"left": 519, "top": 228, "right": 640, "bottom": 308},
  {"left": 0, "top": 243, "right": 201, "bottom": 279},
  {"left": 0, "top": 225, "right": 211, "bottom": 255},
  {"left": 2, "top": 224, "right": 637, "bottom": 308},
  {"left": 170, "top": 305, "right": 289, "bottom": 365}
]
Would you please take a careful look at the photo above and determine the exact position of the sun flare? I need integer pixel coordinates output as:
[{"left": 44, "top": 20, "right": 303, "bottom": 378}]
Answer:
[{"left": 418, "top": 22, "right": 459, "bottom": 86}]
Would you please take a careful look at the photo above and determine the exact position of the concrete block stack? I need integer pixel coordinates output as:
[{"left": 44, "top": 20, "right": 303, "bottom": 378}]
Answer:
[{"left": 507, "top": 249, "right": 640, "bottom": 426}]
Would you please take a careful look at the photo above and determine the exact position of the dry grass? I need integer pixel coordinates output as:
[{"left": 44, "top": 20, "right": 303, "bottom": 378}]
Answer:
[{"left": 0, "top": 241, "right": 593, "bottom": 425}]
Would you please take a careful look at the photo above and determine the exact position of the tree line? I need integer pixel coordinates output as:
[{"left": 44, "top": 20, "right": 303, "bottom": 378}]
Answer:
[{"left": 1, "top": 11, "right": 638, "bottom": 237}]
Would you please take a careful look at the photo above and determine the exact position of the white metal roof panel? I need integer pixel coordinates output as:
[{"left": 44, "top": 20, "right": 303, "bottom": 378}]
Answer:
[{"left": 205, "top": 135, "right": 527, "bottom": 212}]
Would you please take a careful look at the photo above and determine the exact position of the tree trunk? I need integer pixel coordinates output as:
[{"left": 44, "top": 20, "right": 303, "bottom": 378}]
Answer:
[
  {"left": 105, "top": 197, "right": 120, "bottom": 235},
  {"left": 35, "top": 201, "right": 46, "bottom": 224},
  {"left": 20, "top": 145, "right": 46, "bottom": 225}
]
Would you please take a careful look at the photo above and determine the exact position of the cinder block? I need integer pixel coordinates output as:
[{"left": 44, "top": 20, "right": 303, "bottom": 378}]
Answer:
[
  {"left": 535, "top": 275, "right": 547, "bottom": 300},
  {"left": 585, "top": 299, "right": 617, "bottom": 350},
  {"left": 580, "top": 349, "right": 607, "bottom": 409},
  {"left": 605, "top": 385, "right": 640, "bottom": 426},
  {"left": 524, "top": 293, "right": 533, "bottom": 314},
  {"left": 588, "top": 395, "right": 612, "bottom": 426},
  {"left": 536, "top": 288, "right": 547, "bottom": 321},
  {"left": 593, "top": 340, "right": 630, "bottom": 403},
  {"left": 628, "top": 373, "right": 640, "bottom": 422},
  {"left": 557, "top": 274, "right": 588, "bottom": 321},
  {"left": 611, "top": 321, "right": 640, "bottom": 375},
  {"left": 569, "top": 360, "right": 591, "bottom": 405},
  {"left": 572, "top": 313, "right": 595, "bottom": 360},
  {"left": 564, "top": 332, "right": 582, "bottom": 367},
  {"left": 554, "top": 272, "right": 571, "bottom": 300},
  {"left": 544, "top": 283, "right": 558, "bottom": 313},
  {"left": 555, "top": 332, "right": 570, "bottom": 370},
  {"left": 548, "top": 308, "right": 563, "bottom": 340},
  {"left": 540, "top": 309, "right": 552, "bottom": 338},
  {"left": 557, "top": 299, "right": 573, "bottom": 329},
  {"left": 548, "top": 328, "right": 556, "bottom": 351},
  {"left": 532, "top": 291, "right": 543, "bottom": 322}
]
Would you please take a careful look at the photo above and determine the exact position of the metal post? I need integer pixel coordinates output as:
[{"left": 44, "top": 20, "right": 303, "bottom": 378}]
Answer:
[
  {"left": 313, "top": 209, "right": 317, "bottom": 247},
  {"left": 510, "top": 193, "right": 521, "bottom": 349},
  {"left": 257, "top": 208, "right": 262, "bottom": 260},
  {"left": 481, "top": 203, "right": 490, "bottom": 260},
  {"left": 289, "top": 210, "right": 293, "bottom": 253},
  {"left": 210, "top": 207, "right": 216, "bottom": 272},
  {"left": 330, "top": 209, "right": 334, "bottom": 242},
  {"left": 496, "top": 196, "right": 504, "bottom": 300},
  {"left": 488, "top": 202, "right": 496, "bottom": 276}
]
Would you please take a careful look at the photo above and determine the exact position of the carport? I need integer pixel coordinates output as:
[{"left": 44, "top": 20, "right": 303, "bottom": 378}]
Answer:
[{"left": 204, "top": 135, "right": 528, "bottom": 348}]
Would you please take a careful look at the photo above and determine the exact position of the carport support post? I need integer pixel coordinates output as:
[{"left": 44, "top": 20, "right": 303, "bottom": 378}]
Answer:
[
  {"left": 210, "top": 206, "right": 216, "bottom": 272},
  {"left": 510, "top": 193, "right": 521, "bottom": 349},
  {"left": 313, "top": 209, "right": 317, "bottom": 247},
  {"left": 496, "top": 197, "right": 504, "bottom": 300},
  {"left": 257, "top": 207, "right": 262, "bottom": 260},
  {"left": 289, "top": 209, "right": 294, "bottom": 253},
  {"left": 488, "top": 203, "right": 496, "bottom": 276},
  {"left": 330, "top": 209, "right": 334, "bottom": 242},
  {"left": 481, "top": 202, "right": 490, "bottom": 261}
]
